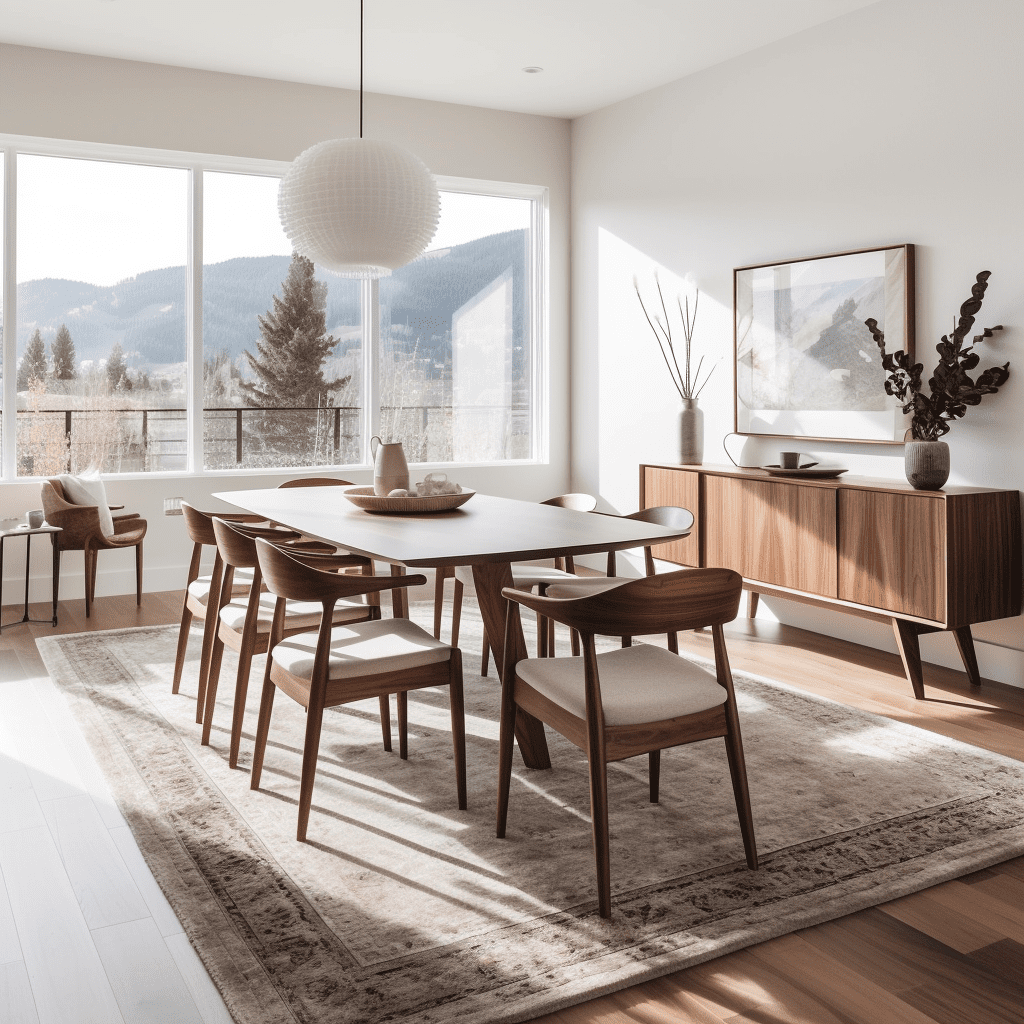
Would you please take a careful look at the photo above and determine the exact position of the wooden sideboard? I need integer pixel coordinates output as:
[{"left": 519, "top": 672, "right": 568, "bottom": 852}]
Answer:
[{"left": 640, "top": 463, "right": 1022, "bottom": 698}]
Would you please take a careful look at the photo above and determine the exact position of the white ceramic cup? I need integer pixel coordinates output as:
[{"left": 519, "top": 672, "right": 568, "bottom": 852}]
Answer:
[{"left": 27, "top": 509, "right": 45, "bottom": 528}]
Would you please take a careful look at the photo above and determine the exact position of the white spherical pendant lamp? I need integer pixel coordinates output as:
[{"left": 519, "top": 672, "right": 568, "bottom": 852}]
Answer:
[
  {"left": 278, "top": 137, "right": 439, "bottom": 279},
  {"left": 277, "top": 1, "right": 439, "bottom": 279}
]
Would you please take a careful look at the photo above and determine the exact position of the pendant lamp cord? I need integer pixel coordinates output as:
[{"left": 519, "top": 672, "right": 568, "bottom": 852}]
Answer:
[{"left": 359, "top": 0, "right": 364, "bottom": 139}]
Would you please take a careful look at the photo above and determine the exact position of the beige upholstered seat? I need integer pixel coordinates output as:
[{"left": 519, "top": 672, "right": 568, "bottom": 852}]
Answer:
[
  {"left": 497, "top": 567, "right": 757, "bottom": 918},
  {"left": 517, "top": 643, "right": 727, "bottom": 726},
  {"left": 216, "top": 590, "right": 368, "bottom": 634},
  {"left": 270, "top": 617, "right": 454, "bottom": 681}
]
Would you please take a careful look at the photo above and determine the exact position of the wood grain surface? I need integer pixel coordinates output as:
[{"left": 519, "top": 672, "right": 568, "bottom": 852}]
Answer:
[
  {"left": 704, "top": 475, "right": 838, "bottom": 597},
  {"left": 641, "top": 467, "right": 701, "bottom": 566}
]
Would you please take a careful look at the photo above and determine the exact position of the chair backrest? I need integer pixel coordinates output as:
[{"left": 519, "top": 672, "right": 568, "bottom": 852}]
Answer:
[
  {"left": 211, "top": 517, "right": 297, "bottom": 571},
  {"left": 255, "top": 536, "right": 425, "bottom": 605},
  {"left": 181, "top": 502, "right": 220, "bottom": 547},
  {"left": 625, "top": 505, "right": 695, "bottom": 533},
  {"left": 40, "top": 480, "right": 63, "bottom": 519},
  {"left": 278, "top": 477, "right": 354, "bottom": 489},
  {"left": 510, "top": 567, "right": 742, "bottom": 637},
  {"left": 542, "top": 493, "right": 598, "bottom": 513}
]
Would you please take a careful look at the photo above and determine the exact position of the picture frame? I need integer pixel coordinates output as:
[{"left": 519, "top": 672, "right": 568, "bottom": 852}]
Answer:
[{"left": 733, "top": 243, "right": 915, "bottom": 443}]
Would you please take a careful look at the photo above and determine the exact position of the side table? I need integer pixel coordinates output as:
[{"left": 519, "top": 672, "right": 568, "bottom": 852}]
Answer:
[{"left": 0, "top": 518, "right": 61, "bottom": 631}]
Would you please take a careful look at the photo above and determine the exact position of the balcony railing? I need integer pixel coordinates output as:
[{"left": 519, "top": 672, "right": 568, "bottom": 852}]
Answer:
[{"left": 8, "top": 403, "right": 529, "bottom": 474}]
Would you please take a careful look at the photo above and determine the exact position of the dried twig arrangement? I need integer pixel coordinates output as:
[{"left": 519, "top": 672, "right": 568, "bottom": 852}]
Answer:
[{"left": 634, "top": 275, "right": 713, "bottom": 401}]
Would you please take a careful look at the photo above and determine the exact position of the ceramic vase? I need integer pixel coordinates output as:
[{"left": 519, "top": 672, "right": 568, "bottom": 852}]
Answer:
[
  {"left": 679, "top": 399, "right": 704, "bottom": 466},
  {"left": 370, "top": 435, "right": 410, "bottom": 495},
  {"left": 904, "top": 439, "right": 949, "bottom": 490}
]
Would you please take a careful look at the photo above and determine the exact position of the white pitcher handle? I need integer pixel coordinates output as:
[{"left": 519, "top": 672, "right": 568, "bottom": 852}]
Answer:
[{"left": 369, "top": 434, "right": 382, "bottom": 458}]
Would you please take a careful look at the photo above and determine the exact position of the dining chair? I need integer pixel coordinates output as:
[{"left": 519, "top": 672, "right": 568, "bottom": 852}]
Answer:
[
  {"left": 173, "top": 502, "right": 265, "bottom": 720},
  {"left": 543, "top": 506, "right": 696, "bottom": 653},
  {"left": 439, "top": 493, "right": 598, "bottom": 673},
  {"left": 497, "top": 567, "right": 757, "bottom": 918},
  {"left": 251, "top": 536, "right": 467, "bottom": 842},
  {"left": 201, "top": 518, "right": 380, "bottom": 770}
]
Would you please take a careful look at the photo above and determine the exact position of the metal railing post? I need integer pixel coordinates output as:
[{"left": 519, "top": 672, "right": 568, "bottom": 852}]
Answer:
[
  {"left": 65, "top": 410, "right": 73, "bottom": 471},
  {"left": 236, "top": 408, "right": 243, "bottom": 464}
]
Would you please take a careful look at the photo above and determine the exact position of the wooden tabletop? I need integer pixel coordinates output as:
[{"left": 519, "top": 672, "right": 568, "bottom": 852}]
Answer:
[{"left": 213, "top": 489, "right": 692, "bottom": 567}]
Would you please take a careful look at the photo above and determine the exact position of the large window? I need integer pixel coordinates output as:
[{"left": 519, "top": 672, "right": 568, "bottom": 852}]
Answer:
[{"left": 0, "top": 138, "right": 545, "bottom": 477}]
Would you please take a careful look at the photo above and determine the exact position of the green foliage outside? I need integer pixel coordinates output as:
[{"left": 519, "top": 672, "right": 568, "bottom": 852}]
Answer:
[{"left": 52, "top": 324, "right": 77, "bottom": 380}]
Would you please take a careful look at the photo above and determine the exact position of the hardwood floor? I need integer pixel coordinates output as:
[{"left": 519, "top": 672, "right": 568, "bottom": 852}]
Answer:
[{"left": 0, "top": 590, "right": 1021, "bottom": 1024}]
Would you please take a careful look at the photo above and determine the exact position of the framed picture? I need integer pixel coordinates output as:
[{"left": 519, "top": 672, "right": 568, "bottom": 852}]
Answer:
[{"left": 733, "top": 244, "right": 915, "bottom": 443}]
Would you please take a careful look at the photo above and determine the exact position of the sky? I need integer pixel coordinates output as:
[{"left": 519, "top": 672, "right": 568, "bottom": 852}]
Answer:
[{"left": 14, "top": 155, "right": 531, "bottom": 287}]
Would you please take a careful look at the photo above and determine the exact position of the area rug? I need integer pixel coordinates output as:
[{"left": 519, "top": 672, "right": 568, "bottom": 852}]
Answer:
[{"left": 36, "top": 607, "right": 1024, "bottom": 1024}]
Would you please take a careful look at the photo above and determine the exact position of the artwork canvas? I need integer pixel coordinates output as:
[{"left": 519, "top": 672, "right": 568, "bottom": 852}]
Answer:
[{"left": 734, "top": 244, "right": 915, "bottom": 442}]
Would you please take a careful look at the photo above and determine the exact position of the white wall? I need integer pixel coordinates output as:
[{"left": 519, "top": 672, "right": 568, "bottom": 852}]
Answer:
[
  {"left": 571, "top": 0, "right": 1024, "bottom": 686},
  {"left": 0, "top": 44, "right": 571, "bottom": 603}
]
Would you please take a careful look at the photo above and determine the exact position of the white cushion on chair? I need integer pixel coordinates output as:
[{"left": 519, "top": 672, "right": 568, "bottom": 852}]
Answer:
[
  {"left": 454, "top": 563, "right": 578, "bottom": 590},
  {"left": 516, "top": 644, "right": 727, "bottom": 727},
  {"left": 187, "top": 567, "right": 257, "bottom": 605},
  {"left": 219, "top": 591, "right": 368, "bottom": 633},
  {"left": 59, "top": 473, "right": 114, "bottom": 537},
  {"left": 271, "top": 617, "right": 453, "bottom": 681},
  {"left": 542, "top": 576, "right": 634, "bottom": 600}
]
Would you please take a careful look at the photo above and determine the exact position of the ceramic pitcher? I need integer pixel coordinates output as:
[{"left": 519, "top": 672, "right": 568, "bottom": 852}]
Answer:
[{"left": 370, "top": 435, "right": 410, "bottom": 496}]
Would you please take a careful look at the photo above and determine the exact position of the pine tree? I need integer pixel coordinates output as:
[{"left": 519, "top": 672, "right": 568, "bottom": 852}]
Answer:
[
  {"left": 240, "top": 254, "right": 349, "bottom": 408},
  {"left": 51, "top": 324, "right": 77, "bottom": 380},
  {"left": 17, "top": 329, "right": 48, "bottom": 390},
  {"left": 106, "top": 341, "right": 129, "bottom": 391}
]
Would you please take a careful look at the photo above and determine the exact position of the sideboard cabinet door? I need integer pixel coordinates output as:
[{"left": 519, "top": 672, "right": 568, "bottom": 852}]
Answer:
[
  {"left": 705, "top": 476, "right": 838, "bottom": 597},
  {"left": 838, "top": 490, "right": 946, "bottom": 621},
  {"left": 642, "top": 467, "right": 701, "bottom": 567}
]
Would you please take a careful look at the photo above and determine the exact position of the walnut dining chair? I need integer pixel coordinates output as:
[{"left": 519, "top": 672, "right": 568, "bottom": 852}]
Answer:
[
  {"left": 497, "top": 568, "right": 757, "bottom": 918},
  {"left": 251, "top": 536, "right": 467, "bottom": 842},
  {"left": 173, "top": 502, "right": 265, "bottom": 721}
]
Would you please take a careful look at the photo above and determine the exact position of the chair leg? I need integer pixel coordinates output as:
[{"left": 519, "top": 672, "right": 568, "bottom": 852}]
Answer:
[
  {"left": 496, "top": 678, "right": 517, "bottom": 838},
  {"left": 587, "top": 752, "right": 612, "bottom": 918},
  {"left": 172, "top": 604, "right": 194, "bottom": 696},
  {"left": 296, "top": 693, "right": 326, "bottom": 842},
  {"left": 449, "top": 651, "right": 467, "bottom": 810},
  {"left": 537, "top": 611, "right": 547, "bottom": 658},
  {"left": 390, "top": 564, "right": 408, "bottom": 618},
  {"left": 451, "top": 579, "right": 464, "bottom": 647},
  {"left": 571, "top": 628, "right": 581, "bottom": 657},
  {"left": 667, "top": 632, "right": 679, "bottom": 655},
  {"left": 83, "top": 544, "right": 93, "bottom": 617},
  {"left": 649, "top": 749, "right": 661, "bottom": 803},
  {"left": 379, "top": 695, "right": 392, "bottom": 751},
  {"left": 397, "top": 690, "right": 408, "bottom": 760},
  {"left": 547, "top": 615, "right": 555, "bottom": 657},
  {"left": 250, "top": 671, "right": 277, "bottom": 790},
  {"left": 201, "top": 632, "right": 226, "bottom": 727},
  {"left": 433, "top": 567, "right": 452, "bottom": 640},
  {"left": 135, "top": 542, "right": 143, "bottom": 605},
  {"left": 226, "top": 636, "right": 259, "bottom": 766},
  {"left": 480, "top": 634, "right": 490, "bottom": 677}
]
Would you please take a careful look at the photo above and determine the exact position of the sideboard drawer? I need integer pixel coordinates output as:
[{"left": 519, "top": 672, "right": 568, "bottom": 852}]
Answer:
[
  {"left": 705, "top": 475, "right": 838, "bottom": 597},
  {"left": 838, "top": 490, "right": 945, "bottom": 620}
]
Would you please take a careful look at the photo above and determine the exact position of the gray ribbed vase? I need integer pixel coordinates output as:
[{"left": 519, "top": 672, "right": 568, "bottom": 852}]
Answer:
[
  {"left": 679, "top": 399, "right": 704, "bottom": 465},
  {"left": 905, "top": 439, "right": 949, "bottom": 490}
]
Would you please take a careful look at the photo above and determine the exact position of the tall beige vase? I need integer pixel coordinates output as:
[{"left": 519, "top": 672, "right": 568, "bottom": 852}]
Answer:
[{"left": 680, "top": 399, "right": 704, "bottom": 466}]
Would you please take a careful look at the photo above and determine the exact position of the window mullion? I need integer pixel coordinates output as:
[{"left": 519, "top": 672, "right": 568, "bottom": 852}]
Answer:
[
  {"left": 187, "top": 167, "right": 203, "bottom": 473},
  {"left": 365, "top": 277, "right": 380, "bottom": 461},
  {"left": 2, "top": 149, "right": 16, "bottom": 480}
]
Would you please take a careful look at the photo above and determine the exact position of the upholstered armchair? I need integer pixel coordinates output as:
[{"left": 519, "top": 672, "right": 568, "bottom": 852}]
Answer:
[{"left": 40, "top": 478, "right": 148, "bottom": 617}]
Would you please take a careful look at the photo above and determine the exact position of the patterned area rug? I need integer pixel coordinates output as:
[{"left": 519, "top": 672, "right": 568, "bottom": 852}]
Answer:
[{"left": 36, "top": 609, "right": 1024, "bottom": 1024}]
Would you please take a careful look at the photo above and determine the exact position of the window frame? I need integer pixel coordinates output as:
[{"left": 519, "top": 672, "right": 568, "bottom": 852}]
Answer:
[{"left": 0, "top": 133, "right": 548, "bottom": 480}]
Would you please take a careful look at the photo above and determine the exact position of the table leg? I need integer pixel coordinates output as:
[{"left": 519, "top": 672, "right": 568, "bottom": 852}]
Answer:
[
  {"left": 472, "top": 562, "right": 551, "bottom": 770},
  {"left": 51, "top": 532, "right": 60, "bottom": 626},
  {"left": 22, "top": 534, "right": 32, "bottom": 624}
]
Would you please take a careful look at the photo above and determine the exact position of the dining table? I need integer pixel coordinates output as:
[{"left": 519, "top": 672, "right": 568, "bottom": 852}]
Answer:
[{"left": 213, "top": 488, "right": 693, "bottom": 770}]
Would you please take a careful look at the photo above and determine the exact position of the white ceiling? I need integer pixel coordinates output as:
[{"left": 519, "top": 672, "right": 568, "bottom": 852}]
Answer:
[{"left": 0, "top": 0, "right": 881, "bottom": 119}]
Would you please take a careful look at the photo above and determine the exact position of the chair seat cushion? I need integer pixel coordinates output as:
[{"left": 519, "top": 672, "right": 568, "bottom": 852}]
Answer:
[
  {"left": 219, "top": 591, "right": 368, "bottom": 633},
  {"left": 272, "top": 617, "right": 453, "bottom": 682},
  {"left": 187, "top": 567, "right": 257, "bottom": 605},
  {"left": 516, "top": 644, "right": 727, "bottom": 727},
  {"left": 454, "top": 563, "right": 578, "bottom": 589},
  {"left": 542, "top": 576, "right": 633, "bottom": 600}
]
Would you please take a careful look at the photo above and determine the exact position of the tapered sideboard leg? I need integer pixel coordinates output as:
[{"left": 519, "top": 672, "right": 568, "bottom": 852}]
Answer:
[
  {"left": 747, "top": 591, "right": 759, "bottom": 619},
  {"left": 892, "top": 618, "right": 926, "bottom": 700},
  {"left": 953, "top": 626, "right": 982, "bottom": 688}
]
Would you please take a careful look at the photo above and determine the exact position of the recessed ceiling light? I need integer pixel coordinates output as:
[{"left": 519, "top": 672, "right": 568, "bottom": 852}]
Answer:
[{"left": 522, "top": 67, "right": 544, "bottom": 74}]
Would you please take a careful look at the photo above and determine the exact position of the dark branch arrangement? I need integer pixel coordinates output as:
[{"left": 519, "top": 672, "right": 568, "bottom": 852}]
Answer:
[
  {"left": 865, "top": 270, "right": 1009, "bottom": 441},
  {"left": 635, "top": 275, "right": 713, "bottom": 401}
]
